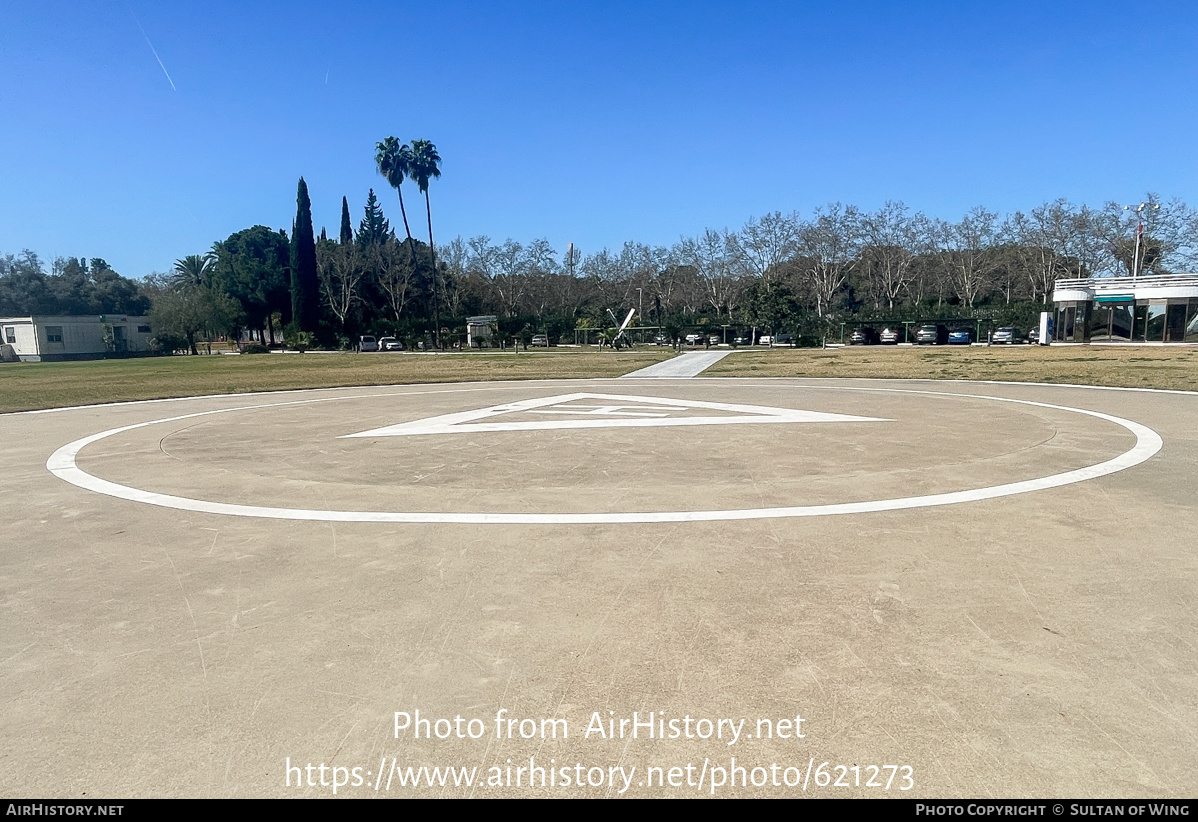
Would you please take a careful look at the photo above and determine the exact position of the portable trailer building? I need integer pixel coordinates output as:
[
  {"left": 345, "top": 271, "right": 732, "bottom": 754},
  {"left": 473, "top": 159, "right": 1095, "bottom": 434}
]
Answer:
[{"left": 0, "top": 315, "right": 154, "bottom": 362}]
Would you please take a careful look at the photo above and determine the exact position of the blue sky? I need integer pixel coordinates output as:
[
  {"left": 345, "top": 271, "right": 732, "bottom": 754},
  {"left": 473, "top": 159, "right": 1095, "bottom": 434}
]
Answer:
[{"left": 2, "top": 1, "right": 1195, "bottom": 277}]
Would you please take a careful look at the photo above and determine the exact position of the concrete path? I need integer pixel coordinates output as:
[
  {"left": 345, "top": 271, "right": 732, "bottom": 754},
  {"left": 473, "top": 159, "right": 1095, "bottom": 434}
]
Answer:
[{"left": 620, "top": 349, "right": 733, "bottom": 378}]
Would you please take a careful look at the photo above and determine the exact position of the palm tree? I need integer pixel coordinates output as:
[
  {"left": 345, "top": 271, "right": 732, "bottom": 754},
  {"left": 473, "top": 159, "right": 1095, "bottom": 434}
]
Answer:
[
  {"left": 171, "top": 254, "right": 214, "bottom": 288},
  {"left": 408, "top": 139, "right": 442, "bottom": 345},
  {"left": 374, "top": 137, "right": 415, "bottom": 252}
]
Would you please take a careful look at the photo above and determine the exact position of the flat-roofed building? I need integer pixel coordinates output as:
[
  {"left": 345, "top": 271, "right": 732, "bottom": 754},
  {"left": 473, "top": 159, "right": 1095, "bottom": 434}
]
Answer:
[
  {"left": 0, "top": 315, "right": 154, "bottom": 362},
  {"left": 1051, "top": 274, "right": 1198, "bottom": 343},
  {"left": 466, "top": 315, "right": 497, "bottom": 348}
]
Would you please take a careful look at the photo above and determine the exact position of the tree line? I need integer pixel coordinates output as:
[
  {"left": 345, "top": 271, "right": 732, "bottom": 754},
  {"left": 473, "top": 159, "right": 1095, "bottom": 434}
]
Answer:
[
  {"left": 0, "top": 253, "right": 150, "bottom": 317},
  {"left": 5, "top": 183, "right": 1196, "bottom": 351}
]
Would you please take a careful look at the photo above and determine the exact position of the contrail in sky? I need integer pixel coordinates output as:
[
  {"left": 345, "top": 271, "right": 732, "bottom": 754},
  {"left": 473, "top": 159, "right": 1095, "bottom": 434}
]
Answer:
[{"left": 128, "top": 5, "right": 177, "bottom": 91}]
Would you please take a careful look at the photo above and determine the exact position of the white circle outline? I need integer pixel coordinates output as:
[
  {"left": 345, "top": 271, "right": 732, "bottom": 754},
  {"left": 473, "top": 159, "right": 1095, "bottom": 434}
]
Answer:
[{"left": 45, "top": 386, "right": 1163, "bottom": 524}]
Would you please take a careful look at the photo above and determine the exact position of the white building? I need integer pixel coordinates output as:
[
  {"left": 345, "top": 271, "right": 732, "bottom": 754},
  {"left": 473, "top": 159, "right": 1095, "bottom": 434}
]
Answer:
[
  {"left": 0, "top": 315, "right": 154, "bottom": 362},
  {"left": 1051, "top": 274, "right": 1198, "bottom": 343}
]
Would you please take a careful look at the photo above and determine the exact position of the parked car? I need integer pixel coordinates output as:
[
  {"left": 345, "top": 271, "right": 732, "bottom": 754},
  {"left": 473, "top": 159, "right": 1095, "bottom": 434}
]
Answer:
[
  {"left": 757, "top": 335, "right": 773, "bottom": 346},
  {"left": 991, "top": 327, "right": 1021, "bottom": 345},
  {"left": 947, "top": 328, "right": 974, "bottom": 345},
  {"left": 378, "top": 337, "right": 403, "bottom": 351},
  {"left": 1027, "top": 318, "right": 1054, "bottom": 344},
  {"left": 530, "top": 334, "right": 549, "bottom": 347},
  {"left": 914, "top": 324, "right": 948, "bottom": 345},
  {"left": 707, "top": 334, "right": 721, "bottom": 346},
  {"left": 684, "top": 333, "right": 703, "bottom": 345},
  {"left": 732, "top": 335, "right": 750, "bottom": 346},
  {"left": 879, "top": 327, "right": 902, "bottom": 344},
  {"left": 359, "top": 335, "right": 379, "bottom": 352},
  {"left": 653, "top": 333, "right": 670, "bottom": 345},
  {"left": 849, "top": 327, "right": 880, "bottom": 345}
]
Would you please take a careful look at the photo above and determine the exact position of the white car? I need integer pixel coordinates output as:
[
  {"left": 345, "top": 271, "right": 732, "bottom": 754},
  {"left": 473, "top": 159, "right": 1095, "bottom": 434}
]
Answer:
[
  {"left": 758, "top": 335, "right": 773, "bottom": 346},
  {"left": 378, "top": 337, "right": 403, "bottom": 351}
]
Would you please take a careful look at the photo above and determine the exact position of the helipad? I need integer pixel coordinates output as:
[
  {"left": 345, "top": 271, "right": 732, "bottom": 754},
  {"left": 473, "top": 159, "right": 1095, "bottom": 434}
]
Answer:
[{"left": 2, "top": 377, "right": 1195, "bottom": 798}]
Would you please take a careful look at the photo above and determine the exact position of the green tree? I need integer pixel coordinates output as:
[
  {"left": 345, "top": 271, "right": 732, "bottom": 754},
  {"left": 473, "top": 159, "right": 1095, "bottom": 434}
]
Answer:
[
  {"left": 408, "top": 139, "right": 442, "bottom": 344},
  {"left": 356, "top": 189, "right": 391, "bottom": 245},
  {"left": 149, "top": 281, "right": 242, "bottom": 355},
  {"left": 739, "top": 280, "right": 799, "bottom": 335},
  {"left": 171, "top": 254, "right": 214, "bottom": 288},
  {"left": 340, "top": 196, "right": 353, "bottom": 245},
  {"left": 210, "top": 226, "right": 292, "bottom": 343},
  {"left": 375, "top": 137, "right": 415, "bottom": 252},
  {"left": 291, "top": 178, "right": 320, "bottom": 332}
]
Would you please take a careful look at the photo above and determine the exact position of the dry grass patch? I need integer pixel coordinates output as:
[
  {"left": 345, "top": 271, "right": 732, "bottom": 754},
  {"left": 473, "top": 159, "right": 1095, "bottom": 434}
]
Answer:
[
  {"left": 708, "top": 345, "right": 1198, "bottom": 391},
  {"left": 0, "top": 350, "right": 674, "bottom": 413}
]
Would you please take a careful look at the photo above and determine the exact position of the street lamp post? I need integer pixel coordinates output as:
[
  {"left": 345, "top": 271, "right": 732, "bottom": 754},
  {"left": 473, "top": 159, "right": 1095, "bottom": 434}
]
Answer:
[
  {"left": 1123, "top": 202, "right": 1160, "bottom": 279},
  {"left": 636, "top": 288, "right": 643, "bottom": 343}
]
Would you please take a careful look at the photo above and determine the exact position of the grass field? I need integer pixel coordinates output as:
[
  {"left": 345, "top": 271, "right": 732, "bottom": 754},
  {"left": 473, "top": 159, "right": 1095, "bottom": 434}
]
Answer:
[
  {"left": 707, "top": 344, "right": 1198, "bottom": 390},
  {"left": 2, "top": 345, "right": 1197, "bottom": 413},
  {"left": 0, "top": 350, "right": 672, "bottom": 413}
]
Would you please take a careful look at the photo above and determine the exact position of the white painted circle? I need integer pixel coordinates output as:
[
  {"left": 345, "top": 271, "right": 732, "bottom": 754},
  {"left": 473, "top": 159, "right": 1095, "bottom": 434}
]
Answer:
[{"left": 45, "top": 386, "right": 1163, "bottom": 524}]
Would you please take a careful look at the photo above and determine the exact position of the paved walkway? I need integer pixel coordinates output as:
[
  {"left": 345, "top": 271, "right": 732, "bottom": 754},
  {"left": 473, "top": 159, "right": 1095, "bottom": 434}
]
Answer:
[{"left": 620, "top": 349, "right": 734, "bottom": 378}]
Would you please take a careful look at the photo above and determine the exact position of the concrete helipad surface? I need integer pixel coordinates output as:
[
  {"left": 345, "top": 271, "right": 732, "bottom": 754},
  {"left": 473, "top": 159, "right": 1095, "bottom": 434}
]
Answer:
[{"left": 2, "top": 377, "right": 1195, "bottom": 798}]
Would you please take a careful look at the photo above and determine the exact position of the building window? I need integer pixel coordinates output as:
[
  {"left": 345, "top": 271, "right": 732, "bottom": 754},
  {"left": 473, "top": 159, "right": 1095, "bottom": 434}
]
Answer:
[
  {"left": 1054, "top": 303, "right": 1077, "bottom": 341},
  {"left": 138, "top": 325, "right": 151, "bottom": 334},
  {"left": 3, "top": 327, "right": 14, "bottom": 344},
  {"left": 1145, "top": 303, "right": 1167, "bottom": 342},
  {"left": 45, "top": 326, "right": 63, "bottom": 343}
]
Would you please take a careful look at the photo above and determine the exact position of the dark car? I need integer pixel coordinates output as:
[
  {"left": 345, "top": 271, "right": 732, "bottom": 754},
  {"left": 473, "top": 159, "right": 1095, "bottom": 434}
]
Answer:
[
  {"left": 849, "top": 327, "right": 880, "bottom": 345},
  {"left": 879, "top": 327, "right": 902, "bottom": 344},
  {"left": 914, "top": 324, "right": 948, "bottom": 345},
  {"left": 947, "top": 328, "right": 974, "bottom": 345}
]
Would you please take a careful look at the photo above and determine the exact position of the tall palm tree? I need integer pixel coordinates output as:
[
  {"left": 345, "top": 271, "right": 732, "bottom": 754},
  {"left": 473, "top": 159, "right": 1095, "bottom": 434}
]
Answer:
[
  {"left": 374, "top": 137, "right": 415, "bottom": 252},
  {"left": 408, "top": 139, "right": 442, "bottom": 345}
]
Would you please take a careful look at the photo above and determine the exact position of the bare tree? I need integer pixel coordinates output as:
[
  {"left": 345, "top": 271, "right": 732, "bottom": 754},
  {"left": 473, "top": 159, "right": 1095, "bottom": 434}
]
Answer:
[
  {"left": 1103, "top": 194, "right": 1198, "bottom": 276},
  {"left": 316, "top": 241, "right": 366, "bottom": 327},
  {"left": 940, "top": 207, "right": 998, "bottom": 307},
  {"left": 859, "top": 202, "right": 924, "bottom": 310},
  {"left": 467, "top": 237, "right": 558, "bottom": 317},
  {"left": 797, "top": 204, "right": 861, "bottom": 317},
  {"left": 731, "top": 212, "right": 800, "bottom": 291},
  {"left": 1005, "top": 200, "right": 1074, "bottom": 303},
  {"left": 373, "top": 237, "right": 417, "bottom": 322},
  {"left": 436, "top": 237, "right": 470, "bottom": 319},
  {"left": 1067, "top": 205, "right": 1113, "bottom": 279},
  {"left": 677, "top": 228, "right": 742, "bottom": 320}
]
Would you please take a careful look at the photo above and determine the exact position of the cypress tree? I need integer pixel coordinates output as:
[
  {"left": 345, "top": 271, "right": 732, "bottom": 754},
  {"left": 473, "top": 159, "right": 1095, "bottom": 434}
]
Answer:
[
  {"left": 290, "top": 177, "right": 320, "bottom": 332},
  {"left": 340, "top": 197, "right": 353, "bottom": 245}
]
